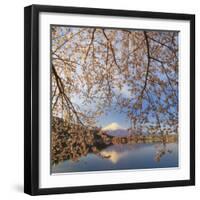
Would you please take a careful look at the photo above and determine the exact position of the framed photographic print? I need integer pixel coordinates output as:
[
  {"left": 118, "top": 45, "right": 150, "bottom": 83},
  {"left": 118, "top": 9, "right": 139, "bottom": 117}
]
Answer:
[{"left": 24, "top": 4, "right": 195, "bottom": 195}]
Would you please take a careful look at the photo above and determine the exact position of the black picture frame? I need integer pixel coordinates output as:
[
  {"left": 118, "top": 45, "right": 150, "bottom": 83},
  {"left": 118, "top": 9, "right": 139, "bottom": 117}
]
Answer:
[{"left": 24, "top": 4, "right": 195, "bottom": 196}]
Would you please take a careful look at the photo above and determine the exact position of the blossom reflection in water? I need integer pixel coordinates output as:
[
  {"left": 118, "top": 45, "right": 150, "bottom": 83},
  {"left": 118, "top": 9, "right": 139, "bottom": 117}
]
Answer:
[{"left": 52, "top": 143, "right": 178, "bottom": 173}]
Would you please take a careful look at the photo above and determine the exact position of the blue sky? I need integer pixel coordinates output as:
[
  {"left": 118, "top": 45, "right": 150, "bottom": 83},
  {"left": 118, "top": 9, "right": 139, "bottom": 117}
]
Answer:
[
  {"left": 71, "top": 92, "right": 131, "bottom": 129},
  {"left": 96, "top": 105, "right": 130, "bottom": 129}
]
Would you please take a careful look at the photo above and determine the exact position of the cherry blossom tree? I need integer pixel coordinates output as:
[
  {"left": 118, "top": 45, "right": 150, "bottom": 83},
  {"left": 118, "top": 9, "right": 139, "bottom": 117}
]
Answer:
[{"left": 51, "top": 26, "right": 178, "bottom": 135}]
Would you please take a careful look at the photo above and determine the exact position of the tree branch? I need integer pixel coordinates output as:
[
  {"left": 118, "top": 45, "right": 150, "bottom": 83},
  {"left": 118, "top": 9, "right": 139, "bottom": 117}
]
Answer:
[
  {"left": 52, "top": 28, "right": 87, "bottom": 54},
  {"left": 149, "top": 56, "right": 177, "bottom": 99},
  {"left": 147, "top": 35, "right": 177, "bottom": 53},
  {"left": 102, "top": 29, "right": 121, "bottom": 73},
  {"left": 52, "top": 64, "right": 84, "bottom": 126},
  {"left": 140, "top": 31, "right": 151, "bottom": 98},
  {"left": 84, "top": 28, "right": 96, "bottom": 62}
]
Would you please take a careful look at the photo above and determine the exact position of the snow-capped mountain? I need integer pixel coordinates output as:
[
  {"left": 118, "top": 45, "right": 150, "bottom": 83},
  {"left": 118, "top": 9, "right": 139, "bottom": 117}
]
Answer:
[
  {"left": 102, "top": 122, "right": 124, "bottom": 131},
  {"left": 102, "top": 122, "right": 129, "bottom": 136}
]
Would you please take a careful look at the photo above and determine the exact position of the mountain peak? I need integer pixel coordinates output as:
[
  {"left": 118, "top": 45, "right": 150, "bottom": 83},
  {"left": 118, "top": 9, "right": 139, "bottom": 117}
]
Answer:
[{"left": 102, "top": 122, "right": 124, "bottom": 131}]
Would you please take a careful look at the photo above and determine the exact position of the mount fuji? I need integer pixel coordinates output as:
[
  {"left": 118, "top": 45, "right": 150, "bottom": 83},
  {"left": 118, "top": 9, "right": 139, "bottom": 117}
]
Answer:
[{"left": 102, "top": 122, "right": 129, "bottom": 136}]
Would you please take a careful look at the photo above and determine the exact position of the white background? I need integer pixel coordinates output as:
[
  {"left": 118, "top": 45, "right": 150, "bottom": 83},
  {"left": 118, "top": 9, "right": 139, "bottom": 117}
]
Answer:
[{"left": 0, "top": 0, "right": 199, "bottom": 199}]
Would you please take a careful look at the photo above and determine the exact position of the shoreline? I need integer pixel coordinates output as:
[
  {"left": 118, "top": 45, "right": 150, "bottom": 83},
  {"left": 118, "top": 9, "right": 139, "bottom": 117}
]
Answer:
[{"left": 109, "top": 134, "right": 178, "bottom": 145}]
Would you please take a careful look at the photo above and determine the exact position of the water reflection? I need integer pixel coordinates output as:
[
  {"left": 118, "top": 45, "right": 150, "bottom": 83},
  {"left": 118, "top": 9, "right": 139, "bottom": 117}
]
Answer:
[
  {"left": 154, "top": 143, "right": 173, "bottom": 162},
  {"left": 51, "top": 118, "right": 178, "bottom": 173},
  {"left": 100, "top": 150, "right": 128, "bottom": 164},
  {"left": 52, "top": 143, "right": 178, "bottom": 173}
]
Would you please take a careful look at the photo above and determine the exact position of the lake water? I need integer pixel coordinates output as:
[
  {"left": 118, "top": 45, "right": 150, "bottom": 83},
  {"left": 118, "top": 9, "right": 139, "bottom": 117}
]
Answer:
[{"left": 52, "top": 142, "right": 178, "bottom": 173}]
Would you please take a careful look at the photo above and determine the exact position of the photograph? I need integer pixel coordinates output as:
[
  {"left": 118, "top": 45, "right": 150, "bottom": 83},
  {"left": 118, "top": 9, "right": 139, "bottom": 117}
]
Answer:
[
  {"left": 51, "top": 25, "right": 179, "bottom": 174},
  {"left": 24, "top": 4, "right": 195, "bottom": 195}
]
